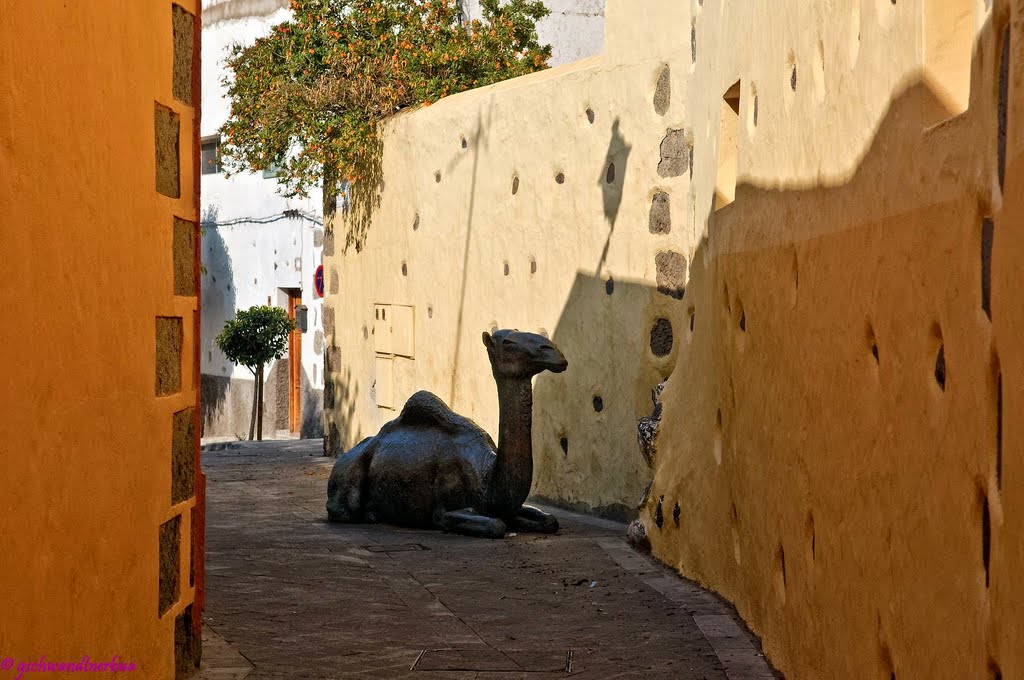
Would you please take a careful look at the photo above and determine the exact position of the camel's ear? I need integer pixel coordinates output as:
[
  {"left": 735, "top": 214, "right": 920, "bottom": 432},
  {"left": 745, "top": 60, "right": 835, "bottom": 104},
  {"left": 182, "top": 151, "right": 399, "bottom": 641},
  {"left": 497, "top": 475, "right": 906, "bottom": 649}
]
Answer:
[{"left": 482, "top": 331, "right": 494, "bottom": 349}]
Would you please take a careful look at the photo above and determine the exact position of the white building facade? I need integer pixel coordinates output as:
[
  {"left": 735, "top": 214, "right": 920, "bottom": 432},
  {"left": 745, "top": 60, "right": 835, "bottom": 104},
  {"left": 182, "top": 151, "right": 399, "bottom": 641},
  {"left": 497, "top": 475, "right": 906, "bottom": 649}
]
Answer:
[
  {"left": 457, "top": 0, "right": 605, "bottom": 66},
  {"left": 200, "top": 0, "right": 326, "bottom": 439}
]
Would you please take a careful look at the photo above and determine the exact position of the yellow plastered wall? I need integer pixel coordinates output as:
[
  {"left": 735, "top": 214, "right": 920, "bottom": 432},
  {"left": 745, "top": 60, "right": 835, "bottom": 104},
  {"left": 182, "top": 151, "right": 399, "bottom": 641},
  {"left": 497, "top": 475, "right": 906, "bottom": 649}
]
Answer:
[
  {"left": 323, "top": 0, "right": 1023, "bottom": 676},
  {"left": 0, "top": 2, "right": 201, "bottom": 677}
]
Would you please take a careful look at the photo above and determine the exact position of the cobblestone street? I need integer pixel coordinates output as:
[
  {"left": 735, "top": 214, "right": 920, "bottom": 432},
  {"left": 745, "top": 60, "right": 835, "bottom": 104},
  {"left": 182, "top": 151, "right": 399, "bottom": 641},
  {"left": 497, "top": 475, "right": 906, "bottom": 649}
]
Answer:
[{"left": 198, "top": 440, "right": 779, "bottom": 680}]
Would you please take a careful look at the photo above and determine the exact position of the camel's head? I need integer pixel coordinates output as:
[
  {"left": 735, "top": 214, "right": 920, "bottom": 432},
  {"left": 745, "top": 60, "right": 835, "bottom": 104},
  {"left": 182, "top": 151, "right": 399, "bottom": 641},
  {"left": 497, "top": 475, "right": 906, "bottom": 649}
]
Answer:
[{"left": 482, "top": 329, "right": 568, "bottom": 379}]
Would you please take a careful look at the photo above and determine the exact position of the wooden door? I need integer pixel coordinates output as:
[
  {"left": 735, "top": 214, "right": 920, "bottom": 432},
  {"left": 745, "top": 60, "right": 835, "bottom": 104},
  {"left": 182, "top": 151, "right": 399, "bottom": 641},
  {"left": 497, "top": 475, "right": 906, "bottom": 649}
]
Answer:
[{"left": 287, "top": 290, "right": 302, "bottom": 433}]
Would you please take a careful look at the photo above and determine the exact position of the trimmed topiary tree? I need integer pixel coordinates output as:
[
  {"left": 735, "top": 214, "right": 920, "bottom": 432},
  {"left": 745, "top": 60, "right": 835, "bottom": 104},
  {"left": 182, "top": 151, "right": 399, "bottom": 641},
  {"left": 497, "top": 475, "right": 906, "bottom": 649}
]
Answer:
[{"left": 215, "top": 305, "right": 296, "bottom": 440}]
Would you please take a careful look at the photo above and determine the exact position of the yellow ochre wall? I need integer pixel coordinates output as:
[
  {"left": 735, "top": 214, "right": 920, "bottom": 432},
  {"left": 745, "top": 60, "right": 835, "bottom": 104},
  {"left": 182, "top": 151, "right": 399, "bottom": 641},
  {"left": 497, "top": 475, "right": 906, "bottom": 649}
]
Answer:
[
  {"left": 0, "top": 2, "right": 203, "bottom": 678},
  {"left": 324, "top": 0, "right": 1024, "bottom": 676}
]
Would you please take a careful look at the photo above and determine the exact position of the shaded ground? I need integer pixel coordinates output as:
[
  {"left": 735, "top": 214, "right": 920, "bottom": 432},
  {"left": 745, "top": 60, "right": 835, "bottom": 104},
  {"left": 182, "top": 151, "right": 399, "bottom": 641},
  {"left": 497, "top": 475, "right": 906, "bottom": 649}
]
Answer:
[{"left": 198, "top": 440, "right": 779, "bottom": 679}]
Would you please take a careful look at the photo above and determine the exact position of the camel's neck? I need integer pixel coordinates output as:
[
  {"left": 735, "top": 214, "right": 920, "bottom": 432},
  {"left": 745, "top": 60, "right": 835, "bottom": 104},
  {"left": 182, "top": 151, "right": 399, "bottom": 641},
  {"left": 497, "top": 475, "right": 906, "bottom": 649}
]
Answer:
[{"left": 487, "top": 375, "right": 535, "bottom": 517}]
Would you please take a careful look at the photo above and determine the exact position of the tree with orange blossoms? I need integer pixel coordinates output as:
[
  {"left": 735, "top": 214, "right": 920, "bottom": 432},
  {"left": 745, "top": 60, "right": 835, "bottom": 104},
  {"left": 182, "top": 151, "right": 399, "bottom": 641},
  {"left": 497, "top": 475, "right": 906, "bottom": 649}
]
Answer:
[{"left": 220, "top": 0, "right": 550, "bottom": 207}]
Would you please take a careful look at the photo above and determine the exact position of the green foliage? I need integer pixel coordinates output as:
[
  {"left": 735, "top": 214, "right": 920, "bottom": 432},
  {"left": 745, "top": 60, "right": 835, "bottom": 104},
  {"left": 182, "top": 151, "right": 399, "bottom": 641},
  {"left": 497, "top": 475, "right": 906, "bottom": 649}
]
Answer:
[
  {"left": 215, "top": 306, "right": 296, "bottom": 373},
  {"left": 220, "top": 0, "right": 551, "bottom": 198}
]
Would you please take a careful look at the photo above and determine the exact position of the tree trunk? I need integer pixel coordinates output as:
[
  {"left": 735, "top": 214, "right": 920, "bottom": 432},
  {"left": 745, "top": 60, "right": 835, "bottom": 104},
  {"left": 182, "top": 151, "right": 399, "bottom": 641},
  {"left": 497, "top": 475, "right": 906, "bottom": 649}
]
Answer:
[
  {"left": 256, "top": 363, "right": 265, "bottom": 441},
  {"left": 248, "top": 367, "right": 258, "bottom": 441}
]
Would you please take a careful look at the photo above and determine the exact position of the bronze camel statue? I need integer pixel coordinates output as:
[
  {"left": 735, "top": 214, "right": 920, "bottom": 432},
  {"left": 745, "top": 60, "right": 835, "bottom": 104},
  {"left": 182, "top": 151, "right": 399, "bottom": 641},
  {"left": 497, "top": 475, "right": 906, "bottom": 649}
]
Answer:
[{"left": 326, "top": 329, "right": 568, "bottom": 538}]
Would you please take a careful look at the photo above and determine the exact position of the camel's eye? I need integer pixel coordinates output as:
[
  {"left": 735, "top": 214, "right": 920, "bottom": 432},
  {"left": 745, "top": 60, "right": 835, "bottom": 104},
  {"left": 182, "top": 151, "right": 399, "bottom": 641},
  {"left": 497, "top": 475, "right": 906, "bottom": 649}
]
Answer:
[
  {"left": 539, "top": 345, "right": 554, "bottom": 351},
  {"left": 502, "top": 339, "right": 516, "bottom": 346}
]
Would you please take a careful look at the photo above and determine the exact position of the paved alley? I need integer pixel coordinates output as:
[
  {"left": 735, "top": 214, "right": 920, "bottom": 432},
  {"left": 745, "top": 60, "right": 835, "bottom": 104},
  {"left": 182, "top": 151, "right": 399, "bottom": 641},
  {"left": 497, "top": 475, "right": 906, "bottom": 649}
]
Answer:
[{"left": 198, "top": 440, "right": 779, "bottom": 680}]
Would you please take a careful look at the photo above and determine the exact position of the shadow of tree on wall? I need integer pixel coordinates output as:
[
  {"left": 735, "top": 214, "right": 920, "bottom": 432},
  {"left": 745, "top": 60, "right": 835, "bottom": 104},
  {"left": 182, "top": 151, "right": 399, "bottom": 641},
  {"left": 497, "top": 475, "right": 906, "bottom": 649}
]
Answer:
[
  {"left": 199, "top": 207, "right": 236, "bottom": 435},
  {"left": 324, "top": 364, "right": 363, "bottom": 457},
  {"left": 333, "top": 134, "right": 384, "bottom": 256}
]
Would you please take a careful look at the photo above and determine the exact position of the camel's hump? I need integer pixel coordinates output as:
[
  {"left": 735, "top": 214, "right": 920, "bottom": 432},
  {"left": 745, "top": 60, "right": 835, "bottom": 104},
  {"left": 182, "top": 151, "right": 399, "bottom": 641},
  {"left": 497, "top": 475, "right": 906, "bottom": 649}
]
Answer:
[{"left": 394, "top": 390, "right": 493, "bottom": 442}]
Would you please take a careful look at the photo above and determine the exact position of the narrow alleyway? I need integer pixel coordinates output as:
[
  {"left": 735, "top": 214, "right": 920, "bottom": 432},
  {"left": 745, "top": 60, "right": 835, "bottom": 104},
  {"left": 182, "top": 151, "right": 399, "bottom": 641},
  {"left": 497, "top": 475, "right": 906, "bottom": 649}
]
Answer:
[{"left": 198, "top": 441, "right": 779, "bottom": 680}]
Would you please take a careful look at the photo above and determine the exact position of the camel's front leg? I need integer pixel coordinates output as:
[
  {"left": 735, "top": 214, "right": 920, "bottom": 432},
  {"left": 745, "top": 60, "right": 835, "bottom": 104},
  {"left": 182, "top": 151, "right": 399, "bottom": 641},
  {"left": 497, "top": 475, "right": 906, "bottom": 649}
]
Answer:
[
  {"left": 507, "top": 505, "right": 559, "bottom": 534},
  {"left": 438, "top": 508, "right": 506, "bottom": 539}
]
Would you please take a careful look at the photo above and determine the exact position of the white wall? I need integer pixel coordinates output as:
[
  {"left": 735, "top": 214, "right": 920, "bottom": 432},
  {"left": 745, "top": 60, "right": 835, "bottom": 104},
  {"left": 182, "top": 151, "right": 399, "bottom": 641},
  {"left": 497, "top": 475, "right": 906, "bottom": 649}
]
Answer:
[
  {"left": 458, "top": 0, "right": 605, "bottom": 66},
  {"left": 201, "top": 2, "right": 326, "bottom": 437}
]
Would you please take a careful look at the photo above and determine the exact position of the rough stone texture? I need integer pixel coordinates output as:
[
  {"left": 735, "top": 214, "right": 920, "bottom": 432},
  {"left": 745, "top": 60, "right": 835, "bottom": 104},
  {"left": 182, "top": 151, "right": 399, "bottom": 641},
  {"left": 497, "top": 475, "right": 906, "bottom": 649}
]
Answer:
[
  {"left": 627, "top": 519, "right": 652, "bottom": 553},
  {"left": 313, "top": 329, "right": 324, "bottom": 355},
  {"left": 268, "top": 359, "right": 289, "bottom": 431},
  {"left": 322, "top": 228, "right": 334, "bottom": 257},
  {"left": 323, "top": 374, "right": 335, "bottom": 410},
  {"left": 171, "top": 408, "right": 194, "bottom": 504},
  {"left": 172, "top": 6, "right": 194, "bottom": 105},
  {"left": 326, "top": 421, "right": 341, "bottom": 457},
  {"left": 650, "top": 318, "right": 673, "bottom": 358},
  {"left": 322, "top": 305, "right": 335, "bottom": 340},
  {"left": 637, "top": 381, "right": 667, "bottom": 468},
  {"left": 159, "top": 514, "right": 181, "bottom": 616},
  {"left": 329, "top": 270, "right": 339, "bottom": 295},
  {"left": 655, "top": 251, "right": 687, "bottom": 299},
  {"left": 155, "top": 104, "right": 181, "bottom": 198},
  {"left": 649, "top": 191, "right": 671, "bottom": 234},
  {"left": 202, "top": 440, "right": 780, "bottom": 679},
  {"left": 156, "top": 317, "right": 183, "bottom": 396},
  {"left": 327, "top": 347, "right": 341, "bottom": 374},
  {"left": 658, "top": 128, "right": 689, "bottom": 178},
  {"left": 312, "top": 228, "right": 324, "bottom": 248},
  {"left": 173, "top": 217, "right": 196, "bottom": 296},
  {"left": 175, "top": 605, "right": 201, "bottom": 678},
  {"left": 653, "top": 64, "right": 671, "bottom": 115}
]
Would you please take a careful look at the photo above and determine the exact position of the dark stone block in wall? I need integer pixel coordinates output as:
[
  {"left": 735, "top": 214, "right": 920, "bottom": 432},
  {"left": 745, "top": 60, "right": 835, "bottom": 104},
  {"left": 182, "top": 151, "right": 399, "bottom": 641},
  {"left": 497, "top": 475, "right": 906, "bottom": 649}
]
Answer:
[
  {"left": 159, "top": 515, "right": 181, "bottom": 616},
  {"left": 156, "top": 317, "right": 183, "bottom": 396},
  {"left": 326, "top": 422, "right": 341, "bottom": 457},
  {"left": 650, "top": 318, "right": 674, "bottom": 357},
  {"left": 330, "top": 271, "right": 340, "bottom": 295},
  {"left": 174, "top": 605, "right": 202, "bottom": 679},
  {"left": 155, "top": 104, "right": 181, "bottom": 198},
  {"left": 323, "top": 374, "right": 335, "bottom": 410},
  {"left": 655, "top": 251, "right": 687, "bottom": 299},
  {"left": 328, "top": 347, "right": 342, "bottom": 374},
  {"left": 322, "top": 228, "right": 335, "bottom": 257},
  {"left": 270, "top": 359, "right": 289, "bottom": 431},
  {"left": 653, "top": 65, "right": 671, "bottom": 115},
  {"left": 637, "top": 381, "right": 666, "bottom": 468},
  {"left": 323, "top": 306, "right": 335, "bottom": 339},
  {"left": 173, "top": 217, "right": 197, "bottom": 296},
  {"left": 658, "top": 129, "right": 688, "bottom": 178},
  {"left": 649, "top": 192, "right": 671, "bottom": 234},
  {"left": 172, "top": 6, "right": 195, "bottom": 105},
  {"left": 171, "top": 408, "right": 194, "bottom": 504}
]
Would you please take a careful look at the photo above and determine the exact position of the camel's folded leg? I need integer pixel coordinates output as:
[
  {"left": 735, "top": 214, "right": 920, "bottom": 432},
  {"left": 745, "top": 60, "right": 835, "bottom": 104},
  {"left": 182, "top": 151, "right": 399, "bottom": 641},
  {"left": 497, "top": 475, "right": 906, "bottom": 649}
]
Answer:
[
  {"left": 438, "top": 508, "right": 506, "bottom": 539},
  {"left": 506, "top": 505, "right": 559, "bottom": 534}
]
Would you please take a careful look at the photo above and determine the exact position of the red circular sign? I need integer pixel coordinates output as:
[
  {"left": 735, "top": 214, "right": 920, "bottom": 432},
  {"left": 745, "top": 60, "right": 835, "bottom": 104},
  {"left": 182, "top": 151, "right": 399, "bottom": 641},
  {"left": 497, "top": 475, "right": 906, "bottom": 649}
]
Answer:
[{"left": 314, "top": 265, "right": 325, "bottom": 298}]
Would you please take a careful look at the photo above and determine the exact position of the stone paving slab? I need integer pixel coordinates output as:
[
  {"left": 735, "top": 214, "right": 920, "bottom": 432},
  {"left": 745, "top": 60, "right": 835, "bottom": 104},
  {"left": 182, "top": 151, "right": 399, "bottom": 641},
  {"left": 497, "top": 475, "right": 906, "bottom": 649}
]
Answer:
[{"left": 199, "top": 440, "right": 781, "bottom": 679}]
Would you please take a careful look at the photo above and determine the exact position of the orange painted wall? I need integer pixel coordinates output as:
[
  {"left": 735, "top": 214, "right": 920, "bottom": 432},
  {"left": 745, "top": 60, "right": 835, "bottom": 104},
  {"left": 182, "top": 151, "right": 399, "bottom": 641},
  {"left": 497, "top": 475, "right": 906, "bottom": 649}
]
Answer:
[{"left": 0, "top": 2, "right": 202, "bottom": 678}]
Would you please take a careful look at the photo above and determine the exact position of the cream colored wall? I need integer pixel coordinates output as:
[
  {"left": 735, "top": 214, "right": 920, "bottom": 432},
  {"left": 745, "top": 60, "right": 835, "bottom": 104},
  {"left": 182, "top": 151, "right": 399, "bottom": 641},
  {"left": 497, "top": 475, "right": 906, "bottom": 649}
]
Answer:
[
  {"left": 324, "top": 0, "right": 1024, "bottom": 677},
  {"left": 0, "top": 2, "right": 201, "bottom": 677},
  {"left": 324, "top": 46, "right": 695, "bottom": 516},
  {"left": 647, "top": 0, "right": 1024, "bottom": 678}
]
